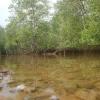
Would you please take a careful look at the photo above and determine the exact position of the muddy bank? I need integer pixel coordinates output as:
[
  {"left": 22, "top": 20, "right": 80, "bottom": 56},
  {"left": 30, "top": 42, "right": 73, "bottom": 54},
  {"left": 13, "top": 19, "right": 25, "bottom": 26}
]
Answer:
[
  {"left": 38, "top": 47, "right": 100, "bottom": 57},
  {"left": 0, "top": 45, "right": 100, "bottom": 56}
]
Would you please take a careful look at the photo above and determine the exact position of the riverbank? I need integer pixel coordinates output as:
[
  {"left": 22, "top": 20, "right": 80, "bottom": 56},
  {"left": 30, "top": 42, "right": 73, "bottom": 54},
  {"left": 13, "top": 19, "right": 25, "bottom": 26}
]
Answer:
[{"left": 0, "top": 46, "right": 100, "bottom": 56}]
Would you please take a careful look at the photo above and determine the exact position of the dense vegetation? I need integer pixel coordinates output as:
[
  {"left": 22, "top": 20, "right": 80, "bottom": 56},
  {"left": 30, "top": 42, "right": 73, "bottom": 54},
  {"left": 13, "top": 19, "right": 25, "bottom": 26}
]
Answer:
[{"left": 0, "top": 0, "right": 100, "bottom": 55}]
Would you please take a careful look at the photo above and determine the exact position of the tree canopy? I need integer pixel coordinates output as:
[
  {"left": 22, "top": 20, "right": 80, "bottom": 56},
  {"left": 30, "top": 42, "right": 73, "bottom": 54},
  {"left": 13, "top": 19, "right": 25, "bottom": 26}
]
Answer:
[{"left": 0, "top": 0, "right": 100, "bottom": 54}]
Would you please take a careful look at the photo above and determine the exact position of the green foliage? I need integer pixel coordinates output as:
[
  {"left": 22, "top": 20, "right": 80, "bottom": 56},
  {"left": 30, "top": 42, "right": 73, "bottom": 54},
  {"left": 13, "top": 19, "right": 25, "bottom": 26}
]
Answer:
[
  {"left": 0, "top": 0, "right": 100, "bottom": 54},
  {"left": 52, "top": 0, "right": 100, "bottom": 48},
  {"left": 0, "top": 26, "right": 6, "bottom": 54}
]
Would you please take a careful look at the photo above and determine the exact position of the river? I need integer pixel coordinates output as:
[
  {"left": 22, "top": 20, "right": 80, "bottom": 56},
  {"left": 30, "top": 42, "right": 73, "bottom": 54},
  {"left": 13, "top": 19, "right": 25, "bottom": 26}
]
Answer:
[{"left": 0, "top": 55, "right": 100, "bottom": 100}]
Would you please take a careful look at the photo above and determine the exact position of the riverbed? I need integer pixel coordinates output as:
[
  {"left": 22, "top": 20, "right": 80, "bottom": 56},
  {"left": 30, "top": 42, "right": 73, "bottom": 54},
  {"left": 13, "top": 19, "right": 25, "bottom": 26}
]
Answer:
[{"left": 0, "top": 55, "right": 100, "bottom": 100}]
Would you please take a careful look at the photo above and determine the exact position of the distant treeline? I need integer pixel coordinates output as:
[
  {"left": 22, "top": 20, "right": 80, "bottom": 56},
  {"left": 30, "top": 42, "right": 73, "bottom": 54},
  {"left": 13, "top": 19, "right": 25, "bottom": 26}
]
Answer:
[{"left": 0, "top": 0, "right": 100, "bottom": 55}]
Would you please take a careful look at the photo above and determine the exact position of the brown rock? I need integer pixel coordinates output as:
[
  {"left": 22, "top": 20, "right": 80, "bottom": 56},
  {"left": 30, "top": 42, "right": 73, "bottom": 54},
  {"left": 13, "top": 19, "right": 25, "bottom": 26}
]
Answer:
[
  {"left": 75, "top": 89, "right": 97, "bottom": 100},
  {"left": 63, "top": 83, "right": 78, "bottom": 93},
  {"left": 95, "top": 82, "right": 100, "bottom": 90},
  {"left": 0, "top": 96, "right": 7, "bottom": 100},
  {"left": 30, "top": 87, "right": 37, "bottom": 93}
]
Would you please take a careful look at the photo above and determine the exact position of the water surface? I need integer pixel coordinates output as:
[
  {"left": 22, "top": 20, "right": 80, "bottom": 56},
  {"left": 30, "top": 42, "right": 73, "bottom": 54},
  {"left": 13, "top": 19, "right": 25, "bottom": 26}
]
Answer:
[{"left": 0, "top": 55, "right": 100, "bottom": 100}]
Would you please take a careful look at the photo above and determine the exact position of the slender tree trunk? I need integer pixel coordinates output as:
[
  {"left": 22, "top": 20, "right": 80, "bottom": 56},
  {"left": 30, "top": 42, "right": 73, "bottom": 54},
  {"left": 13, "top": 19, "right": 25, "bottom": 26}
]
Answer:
[{"left": 79, "top": 0, "right": 87, "bottom": 29}]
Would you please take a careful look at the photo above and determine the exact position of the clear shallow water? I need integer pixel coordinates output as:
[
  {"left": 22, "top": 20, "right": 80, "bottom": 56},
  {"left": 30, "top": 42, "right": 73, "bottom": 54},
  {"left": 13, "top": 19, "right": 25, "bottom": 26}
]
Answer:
[{"left": 0, "top": 55, "right": 100, "bottom": 100}]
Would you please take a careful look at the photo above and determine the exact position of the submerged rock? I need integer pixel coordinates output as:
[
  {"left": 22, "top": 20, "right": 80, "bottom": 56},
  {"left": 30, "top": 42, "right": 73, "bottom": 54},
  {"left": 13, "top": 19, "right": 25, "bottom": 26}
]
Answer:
[
  {"left": 44, "top": 88, "right": 55, "bottom": 94},
  {"left": 23, "top": 86, "right": 37, "bottom": 93},
  {"left": 63, "top": 83, "right": 78, "bottom": 93},
  {"left": 0, "top": 96, "right": 7, "bottom": 100},
  {"left": 16, "top": 84, "right": 26, "bottom": 92},
  {"left": 30, "top": 87, "right": 37, "bottom": 93},
  {"left": 75, "top": 89, "right": 97, "bottom": 100},
  {"left": 50, "top": 95, "right": 59, "bottom": 100}
]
